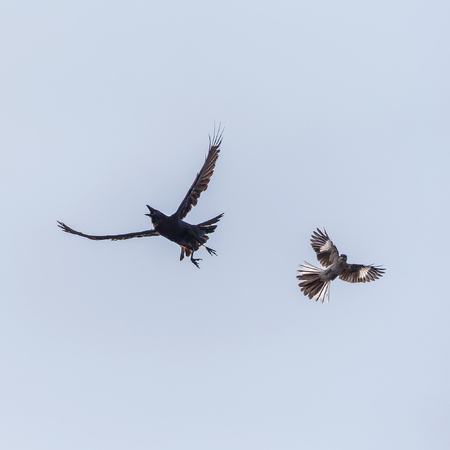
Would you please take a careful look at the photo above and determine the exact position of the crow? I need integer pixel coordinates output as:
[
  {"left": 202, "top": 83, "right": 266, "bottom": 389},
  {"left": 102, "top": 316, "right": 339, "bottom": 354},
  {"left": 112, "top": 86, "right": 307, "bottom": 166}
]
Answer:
[
  {"left": 297, "top": 228, "right": 385, "bottom": 302},
  {"left": 58, "top": 127, "right": 224, "bottom": 268}
]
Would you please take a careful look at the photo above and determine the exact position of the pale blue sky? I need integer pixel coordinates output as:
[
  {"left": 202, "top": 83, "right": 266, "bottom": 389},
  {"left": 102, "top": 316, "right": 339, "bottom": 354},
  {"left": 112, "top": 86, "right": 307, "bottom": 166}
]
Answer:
[{"left": 1, "top": 1, "right": 450, "bottom": 449}]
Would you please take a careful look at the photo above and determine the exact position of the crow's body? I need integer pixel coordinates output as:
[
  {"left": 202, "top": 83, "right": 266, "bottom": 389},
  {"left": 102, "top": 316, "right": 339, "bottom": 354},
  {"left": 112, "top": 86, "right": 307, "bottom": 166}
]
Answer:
[
  {"left": 297, "top": 228, "right": 385, "bottom": 302},
  {"left": 144, "top": 207, "right": 223, "bottom": 267},
  {"left": 58, "top": 127, "right": 224, "bottom": 267}
]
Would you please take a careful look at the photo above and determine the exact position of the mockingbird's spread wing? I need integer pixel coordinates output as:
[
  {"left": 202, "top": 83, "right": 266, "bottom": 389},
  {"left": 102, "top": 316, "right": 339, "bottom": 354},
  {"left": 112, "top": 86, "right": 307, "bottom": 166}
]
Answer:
[
  {"left": 57, "top": 221, "right": 159, "bottom": 241},
  {"left": 310, "top": 228, "right": 339, "bottom": 267},
  {"left": 176, "top": 125, "right": 223, "bottom": 220},
  {"left": 339, "top": 264, "right": 385, "bottom": 283}
]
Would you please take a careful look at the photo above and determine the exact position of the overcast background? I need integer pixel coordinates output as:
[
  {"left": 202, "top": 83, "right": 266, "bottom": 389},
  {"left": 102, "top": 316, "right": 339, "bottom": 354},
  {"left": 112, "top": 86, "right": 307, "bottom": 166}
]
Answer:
[{"left": 1, "top": 1, "right": 450, "bottom": 449}]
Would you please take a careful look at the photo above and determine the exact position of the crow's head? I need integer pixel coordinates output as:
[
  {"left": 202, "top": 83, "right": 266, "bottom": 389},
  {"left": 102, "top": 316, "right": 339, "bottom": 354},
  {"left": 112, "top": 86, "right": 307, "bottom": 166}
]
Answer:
[
  {"left": 145, "top": 205, "right": 164, "bottom": 226},
  {"left": 340, "top": 254, "right": 347, "bottom": 262}
]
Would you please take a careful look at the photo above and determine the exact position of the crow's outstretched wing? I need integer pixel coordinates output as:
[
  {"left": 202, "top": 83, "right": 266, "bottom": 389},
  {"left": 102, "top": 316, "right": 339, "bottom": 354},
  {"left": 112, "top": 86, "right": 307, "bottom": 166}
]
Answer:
[
  {"left": 176, "top": 126, "right": 223, "bottom": 220},
  {"left": 339, "top": 264, "right": 385, "bottom": 283},
  {"left": 57, "top": 221, "right": 159, "bottom": 241},
  {"left": 310, "top": 228, "right": 339, "bottom": 267}
]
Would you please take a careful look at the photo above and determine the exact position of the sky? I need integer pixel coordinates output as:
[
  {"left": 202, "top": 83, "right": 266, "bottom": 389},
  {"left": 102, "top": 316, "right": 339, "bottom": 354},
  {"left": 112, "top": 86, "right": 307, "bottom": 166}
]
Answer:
[{"left": 1, "top": 1, "right": 450, "bottom": 449}]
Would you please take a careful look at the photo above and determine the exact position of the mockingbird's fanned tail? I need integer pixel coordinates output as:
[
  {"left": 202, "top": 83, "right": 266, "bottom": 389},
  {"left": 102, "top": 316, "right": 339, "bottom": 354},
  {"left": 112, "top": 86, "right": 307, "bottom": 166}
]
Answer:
[{"left": 297, "top": 262, "right": 331, "bottom": 303}]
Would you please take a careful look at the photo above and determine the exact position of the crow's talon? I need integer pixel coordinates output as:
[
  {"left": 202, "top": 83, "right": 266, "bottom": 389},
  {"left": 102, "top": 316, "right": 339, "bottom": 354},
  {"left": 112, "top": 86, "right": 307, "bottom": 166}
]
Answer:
[{"left": 205, "top": 246, "right": 217, "bottom": 256}]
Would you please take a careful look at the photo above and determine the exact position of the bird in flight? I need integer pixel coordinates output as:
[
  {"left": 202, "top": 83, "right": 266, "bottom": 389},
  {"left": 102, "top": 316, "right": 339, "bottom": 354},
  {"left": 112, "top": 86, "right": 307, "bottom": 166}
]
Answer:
[
  {"left": 58, "top": 126, "right": 224, "bottom": 268},
  {"left": 297, "top": 228, "right": 385, "bottom": 302}
]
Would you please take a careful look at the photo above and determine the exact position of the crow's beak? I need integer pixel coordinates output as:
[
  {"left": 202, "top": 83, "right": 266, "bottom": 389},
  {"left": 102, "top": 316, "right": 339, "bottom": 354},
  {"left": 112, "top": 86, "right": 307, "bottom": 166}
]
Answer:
[{"left": 146, "top": 205, "right": 153, "bottom": 217}]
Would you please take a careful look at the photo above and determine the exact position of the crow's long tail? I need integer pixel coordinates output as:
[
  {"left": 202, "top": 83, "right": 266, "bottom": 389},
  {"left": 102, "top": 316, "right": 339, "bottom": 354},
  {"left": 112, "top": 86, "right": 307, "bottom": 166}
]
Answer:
[{"left": 197, "top": 213, "right": 224, "bottom": 234}]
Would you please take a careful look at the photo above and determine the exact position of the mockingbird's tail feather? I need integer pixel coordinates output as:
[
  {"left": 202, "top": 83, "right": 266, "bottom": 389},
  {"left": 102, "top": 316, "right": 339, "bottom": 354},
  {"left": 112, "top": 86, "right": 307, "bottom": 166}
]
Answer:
[{"left": 297, "top": 262, "right": 331, "bottom": 303}]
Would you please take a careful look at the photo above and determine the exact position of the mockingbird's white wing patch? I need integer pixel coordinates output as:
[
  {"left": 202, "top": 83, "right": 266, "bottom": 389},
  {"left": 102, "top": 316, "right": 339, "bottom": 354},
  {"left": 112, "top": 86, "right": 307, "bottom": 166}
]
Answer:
[
  {"left": 339, "top": 264, "right": 385, "bottom": 283},
  {"left": 310, "top": 228, "right": 339, "bottom": 267}
]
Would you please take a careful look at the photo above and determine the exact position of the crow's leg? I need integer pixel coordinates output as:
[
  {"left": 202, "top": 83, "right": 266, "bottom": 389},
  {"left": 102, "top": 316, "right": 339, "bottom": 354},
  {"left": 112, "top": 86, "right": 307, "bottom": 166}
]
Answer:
[{"left": 190, "top": 252, "right": 202, "bottom": 268}]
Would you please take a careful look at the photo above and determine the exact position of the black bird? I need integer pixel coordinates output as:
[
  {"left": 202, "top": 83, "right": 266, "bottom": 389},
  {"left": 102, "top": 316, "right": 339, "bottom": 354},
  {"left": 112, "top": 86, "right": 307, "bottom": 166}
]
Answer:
[
  {"left": 297, "top": 228, "right": 385, "bottom": 302},
  {"left": 58, "top": 127, "right": 224, "bottom": 268}
]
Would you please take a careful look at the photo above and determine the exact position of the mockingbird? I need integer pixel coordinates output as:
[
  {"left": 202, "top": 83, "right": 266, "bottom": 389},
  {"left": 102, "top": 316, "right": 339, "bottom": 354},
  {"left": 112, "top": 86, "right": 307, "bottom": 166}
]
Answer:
[
  {"left": 58, "top": 126, "right": 224, "bottom": 268},
  {"left": 297, "top": 228, "right": 385, "bottom": 302}
]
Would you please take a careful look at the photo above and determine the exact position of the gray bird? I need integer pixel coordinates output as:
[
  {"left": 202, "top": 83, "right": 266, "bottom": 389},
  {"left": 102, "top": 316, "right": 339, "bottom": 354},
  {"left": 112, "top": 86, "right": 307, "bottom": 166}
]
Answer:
[{"left": 297, "top": 228, "right": 385, "bottom": 303}]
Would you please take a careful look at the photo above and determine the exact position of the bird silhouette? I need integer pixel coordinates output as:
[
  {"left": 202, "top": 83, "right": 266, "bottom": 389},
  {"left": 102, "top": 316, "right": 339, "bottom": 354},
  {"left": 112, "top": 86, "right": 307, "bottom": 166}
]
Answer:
[
  {"left": 297, "top": 228, "right": 385, "bottom": 302},
  {"left": 58, "top": 126, "right": 224, "bottom": 268}
]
